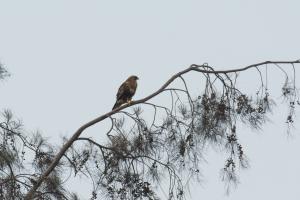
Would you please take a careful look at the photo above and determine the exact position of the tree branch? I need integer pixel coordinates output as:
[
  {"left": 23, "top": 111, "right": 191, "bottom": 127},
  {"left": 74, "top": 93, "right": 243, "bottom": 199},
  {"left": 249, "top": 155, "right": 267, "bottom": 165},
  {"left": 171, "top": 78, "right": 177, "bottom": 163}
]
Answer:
[{"left": 24, "top": 60, "right": 300, "bottom": 199}]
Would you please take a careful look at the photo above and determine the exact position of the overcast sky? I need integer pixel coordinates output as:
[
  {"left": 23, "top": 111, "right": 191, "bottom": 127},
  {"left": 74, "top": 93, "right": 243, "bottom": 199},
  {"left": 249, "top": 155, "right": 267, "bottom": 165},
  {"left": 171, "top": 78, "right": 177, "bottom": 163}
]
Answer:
[{"left": 1, "top": 1, "right": 300, "bottom": 199}]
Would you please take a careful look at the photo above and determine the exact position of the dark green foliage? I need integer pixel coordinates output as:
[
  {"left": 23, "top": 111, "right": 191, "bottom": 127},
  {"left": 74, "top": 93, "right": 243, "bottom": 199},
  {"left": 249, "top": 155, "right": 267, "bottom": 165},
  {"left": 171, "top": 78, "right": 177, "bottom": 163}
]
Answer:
[
  {"left": 0, "top": 66, "right": 77, "bottom": 200},
  {"left": 1, "top": 62, "right": 299, "bottom": 199},
  {"left": 64, "top": 63, "right": 298, "bottom": 199},
  {"left": 0, "top": 62, "right": 10, "bottom": 79}
]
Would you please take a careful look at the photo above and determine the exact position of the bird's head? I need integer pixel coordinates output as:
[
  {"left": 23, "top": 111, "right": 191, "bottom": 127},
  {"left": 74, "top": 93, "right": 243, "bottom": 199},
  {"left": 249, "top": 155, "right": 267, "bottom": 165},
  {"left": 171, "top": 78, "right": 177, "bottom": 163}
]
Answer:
[{"left": 128, "top": 75, "right": 139, "bottom": 81}]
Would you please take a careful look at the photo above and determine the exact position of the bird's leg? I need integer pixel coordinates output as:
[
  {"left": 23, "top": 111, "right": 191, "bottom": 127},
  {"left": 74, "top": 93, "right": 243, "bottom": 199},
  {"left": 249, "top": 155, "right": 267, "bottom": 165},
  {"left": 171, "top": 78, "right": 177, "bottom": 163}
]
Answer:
[{"left": 127, "top": 99, "right": 132, "bottom": 105}]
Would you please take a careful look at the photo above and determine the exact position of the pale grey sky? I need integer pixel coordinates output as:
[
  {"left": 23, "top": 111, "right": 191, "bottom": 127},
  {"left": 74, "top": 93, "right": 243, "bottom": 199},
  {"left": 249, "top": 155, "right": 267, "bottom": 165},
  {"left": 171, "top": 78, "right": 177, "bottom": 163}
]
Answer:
[{"left": 0, "top": 1, "right": 300, "bottom": 199}]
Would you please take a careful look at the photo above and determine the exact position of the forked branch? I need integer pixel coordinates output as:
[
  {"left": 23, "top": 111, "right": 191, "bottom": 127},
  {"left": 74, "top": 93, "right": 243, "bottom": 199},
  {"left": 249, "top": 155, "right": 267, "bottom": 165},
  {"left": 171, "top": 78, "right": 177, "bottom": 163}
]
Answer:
[{"left": 24, "top": 60, "right": 300, "bottom": 199}]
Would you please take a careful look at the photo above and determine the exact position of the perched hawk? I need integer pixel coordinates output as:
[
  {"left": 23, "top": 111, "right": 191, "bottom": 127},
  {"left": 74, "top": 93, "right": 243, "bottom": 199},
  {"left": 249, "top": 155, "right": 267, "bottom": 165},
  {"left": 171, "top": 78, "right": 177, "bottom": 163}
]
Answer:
[{"left": 112, "top": 75, "right": 139, "bottom": 110}]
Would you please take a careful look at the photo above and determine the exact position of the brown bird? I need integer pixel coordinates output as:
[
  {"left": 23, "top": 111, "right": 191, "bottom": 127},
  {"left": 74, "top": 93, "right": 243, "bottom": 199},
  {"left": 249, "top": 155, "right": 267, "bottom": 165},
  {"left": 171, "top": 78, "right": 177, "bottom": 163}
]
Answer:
[{"left": 112, "top": 75, "right": 139, "bottom": 110}]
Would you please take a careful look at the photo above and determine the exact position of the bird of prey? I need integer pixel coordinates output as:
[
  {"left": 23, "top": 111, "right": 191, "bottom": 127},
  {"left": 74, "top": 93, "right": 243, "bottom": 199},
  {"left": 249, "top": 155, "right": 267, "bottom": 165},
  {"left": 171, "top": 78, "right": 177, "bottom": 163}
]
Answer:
[{"left": 112, "top": 75, "right": 139, "bottom": 110}]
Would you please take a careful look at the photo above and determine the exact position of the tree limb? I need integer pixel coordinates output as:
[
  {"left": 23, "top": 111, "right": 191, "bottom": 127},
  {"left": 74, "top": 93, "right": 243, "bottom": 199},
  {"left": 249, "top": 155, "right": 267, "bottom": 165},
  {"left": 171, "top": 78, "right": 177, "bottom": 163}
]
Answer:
[{"left": 24, "top": 60, "right": 300, "bottom": 199}]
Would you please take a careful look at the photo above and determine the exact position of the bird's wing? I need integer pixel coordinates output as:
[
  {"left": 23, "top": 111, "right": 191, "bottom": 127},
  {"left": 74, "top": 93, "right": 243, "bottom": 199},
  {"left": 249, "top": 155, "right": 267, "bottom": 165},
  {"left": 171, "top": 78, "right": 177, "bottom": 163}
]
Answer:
[{"left": 116, "top": 81, "right": 130, "bottom": 100}]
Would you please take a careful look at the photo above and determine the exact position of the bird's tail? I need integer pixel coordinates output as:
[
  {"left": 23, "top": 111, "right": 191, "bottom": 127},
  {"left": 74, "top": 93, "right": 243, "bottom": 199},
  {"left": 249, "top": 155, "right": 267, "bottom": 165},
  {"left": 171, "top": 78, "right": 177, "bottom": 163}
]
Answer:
[{"left": 112, "top": 100, "right": 122, "bottom": 110}]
